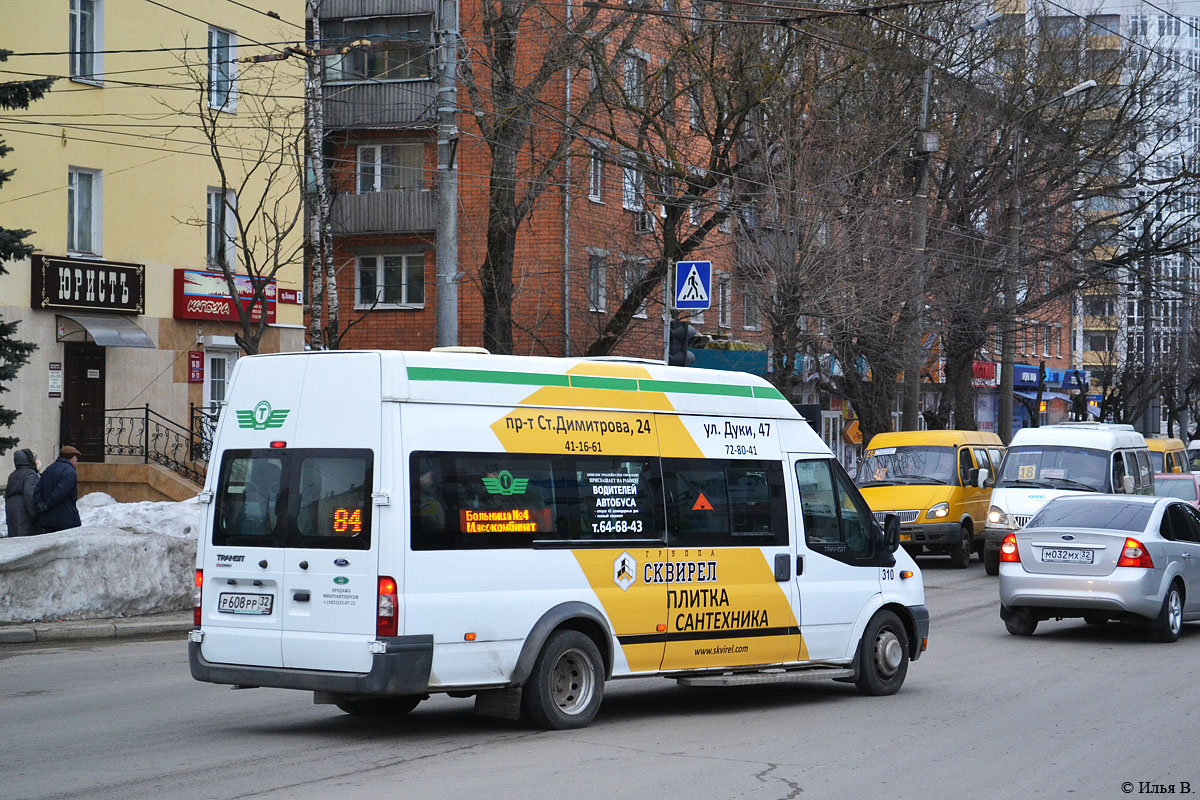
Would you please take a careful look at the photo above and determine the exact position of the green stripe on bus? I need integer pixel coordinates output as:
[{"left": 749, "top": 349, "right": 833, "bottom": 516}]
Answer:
[
  {"left": 568, "top": 375, "right": 640, "bottom": 392},
  {"left": 406, "top": 367, "right": 570, "bottom": 387},
  {"left": 753, "top": 385, "right": 786, "bottom": 401},
  {"left": 642, "top": 380, "right": 754, "bottom": 397},
  {"left": 408, "top": 366, "right": 774, "bottom": 400}
]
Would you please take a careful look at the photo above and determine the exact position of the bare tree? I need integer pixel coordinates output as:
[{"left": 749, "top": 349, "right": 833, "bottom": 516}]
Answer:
[
  {"left": 171, "top": 46, "right": 306, "bottom": 355},
  {"left": 459, "top": 0, "right": 645, "bottom": 354}
]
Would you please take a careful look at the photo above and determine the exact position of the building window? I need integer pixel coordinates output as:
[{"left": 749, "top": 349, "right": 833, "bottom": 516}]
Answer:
[
  {"left": 588, "top": 147, "right": 604, "bottom": 202},
  {"left": 689, "top": 75, "right": 702, "bottom": 128},
  {"left": 660, "top": 66, "right": 676, "bottom": 123},
  {"left": 587, "top": 251, "right": 606, "bottom": 311},
  {"left": 357, "top": 143, "right": 423, "bottom": 192},
  {"left": 718, "top": 276, "right": 731, "bottom": 328},
  {"left": 208, "top": 27, "right": 237, "bottom": 110},
  {"left": 623, "top": 52, "right": 647, "bottom": 106},
  {"left": 69, "top": 0, "right": 99, "bottom": 81},
  {"left": 622, "top": 258, "right": 649, "bottom": 318},
  {"left": 621, "top": 151, "right": 644, "bottom": 211},
  {"left": 357, "top": 253, "right": 425, "bottom": 308},
  {"left": 67, "top": 167, "right": 100, "bottom": 255},
  {"left": 207, "top": 187, "right": 237, "bottom": 268},
  {"left": 717, "top": 181, "right": 732, "bottom": 233},
  {"left": 743, "top": 288, "right": 759, "bottom": 330},
  {"left": 323, "top": 16, "right": 432, "bottom": 81}
]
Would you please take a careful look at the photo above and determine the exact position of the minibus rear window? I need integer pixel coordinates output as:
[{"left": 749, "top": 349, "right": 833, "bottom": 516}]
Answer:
[{"left": 212, "top": 449, "right": 374, "bottom": 549}]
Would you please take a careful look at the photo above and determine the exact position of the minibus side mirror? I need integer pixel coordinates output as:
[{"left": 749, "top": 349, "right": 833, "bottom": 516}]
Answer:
[
  {"left": 976, "top": 468, "right": 989, "bottom": 489},
  {"left": 883, "top": 514, "right": 900, "bottom": 553},
  {"left": 1121, "top": 474, "right": 1135, "bottom": 494}
]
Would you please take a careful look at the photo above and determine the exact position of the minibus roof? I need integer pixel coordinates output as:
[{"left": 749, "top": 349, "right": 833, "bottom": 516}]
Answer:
[{"left": 1009, "top": 422, "right": 1147, "bottom": 450}]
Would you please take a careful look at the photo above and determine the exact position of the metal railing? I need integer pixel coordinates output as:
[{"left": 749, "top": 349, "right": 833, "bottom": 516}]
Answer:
[
  {"left": 84, "top": 405, "right": 210, "bottom": 484},
  {"left": 190, "top": 403, "right": 221, "bottom": 467}
]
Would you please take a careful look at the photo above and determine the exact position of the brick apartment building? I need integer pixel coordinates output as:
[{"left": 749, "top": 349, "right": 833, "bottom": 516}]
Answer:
[{"left": 309, "top": 0, "right": 760, "bottom": 361}]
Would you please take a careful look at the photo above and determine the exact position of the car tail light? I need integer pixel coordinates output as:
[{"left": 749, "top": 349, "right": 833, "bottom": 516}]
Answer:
[
  {"left": 1000, "top": 533, "right": 1020, "bottom": 562},
  {"left": 1117, "top": 538, "right": 1154, "bottom": 568},
  {"left": 377, "top": 576, "right": 398, "bottom": 637},
  {"left": 193, "top": 569, "right": 203, "bottom": 627}
]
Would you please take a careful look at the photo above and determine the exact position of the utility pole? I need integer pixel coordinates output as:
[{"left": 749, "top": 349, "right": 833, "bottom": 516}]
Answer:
[
  {"left": 998, "top": 125, "right": 1021, "bottom": 444},
  {"left": 902, "top": 66, "right": 939, "bottom": 431},
  {"left": 1180, "top": 252, "right": 1193, "bottom": 438},
  {"left": 1141, "top": 216, "right": 1155, "bottom": 436},
  {"left": 435, "top": 0, "right": 460, "bottom": 347}
]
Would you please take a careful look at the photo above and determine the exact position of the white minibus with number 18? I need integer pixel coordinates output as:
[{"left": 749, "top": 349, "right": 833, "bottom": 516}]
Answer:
[{"left": 188, "top": 350, "right": 929, "bottom": 729}]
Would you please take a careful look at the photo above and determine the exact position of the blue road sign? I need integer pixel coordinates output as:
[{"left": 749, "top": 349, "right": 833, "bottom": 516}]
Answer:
[{"left": 674, "top": 261, "right": 712, "bottom": 310}]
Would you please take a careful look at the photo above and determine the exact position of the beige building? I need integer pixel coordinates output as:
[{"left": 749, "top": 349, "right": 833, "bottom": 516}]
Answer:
[{"left": 1, "top": 0, "right": 306, "bottom": 493}]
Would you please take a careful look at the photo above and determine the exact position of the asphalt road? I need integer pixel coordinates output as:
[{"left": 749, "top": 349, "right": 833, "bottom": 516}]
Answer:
[{"left": 3, "top": 558, "right": 1198, "bottom": 800}]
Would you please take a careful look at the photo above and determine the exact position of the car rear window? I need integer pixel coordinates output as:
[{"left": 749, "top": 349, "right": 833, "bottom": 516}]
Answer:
[
  {"left": 1155, "top": 477, "right": 1199, "bottom": 502},
  {"left": 1025, "top": 497, "right": 1153, "bottom": 533}
]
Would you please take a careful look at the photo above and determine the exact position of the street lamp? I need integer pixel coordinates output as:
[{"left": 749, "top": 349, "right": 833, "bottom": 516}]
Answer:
[{"left": 997, "top": 79, "right": 1096, "bottom": 442}]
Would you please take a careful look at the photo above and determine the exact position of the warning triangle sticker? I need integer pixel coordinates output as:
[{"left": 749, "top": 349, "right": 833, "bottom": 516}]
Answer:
[
  {"left": 692, "top": 493, "right": 714, "bottom": 511},
  {"left": 677, "top": 264, "right": 709, "bottom": 302}
]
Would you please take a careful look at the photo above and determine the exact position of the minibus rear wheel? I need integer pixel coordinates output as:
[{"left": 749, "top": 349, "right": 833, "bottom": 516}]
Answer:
[
  {"left": 521, "top": 629, "right": 604, "bottom": 730},
  {"left": 854, "top": 610, "right": 909, "bottom": 696}
]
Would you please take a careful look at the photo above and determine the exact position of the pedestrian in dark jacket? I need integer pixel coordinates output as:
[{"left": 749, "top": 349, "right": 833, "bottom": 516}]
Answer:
[
  {"left": 37, "top": 445, "right": 82, "bottom": 533},
  {"left": 4, "top": 448, "right": 42, "bottom": 537}
]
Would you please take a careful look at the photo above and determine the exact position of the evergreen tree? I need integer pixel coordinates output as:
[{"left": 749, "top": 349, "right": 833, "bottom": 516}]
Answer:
[{"left": 0, "top": 50, "right": 54, "bottom": 454}]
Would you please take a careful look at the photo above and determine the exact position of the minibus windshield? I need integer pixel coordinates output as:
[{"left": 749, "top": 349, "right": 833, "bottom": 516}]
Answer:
[
  {"left": 857, "top": 446, "right": 956, "bottom": 487},
  {"left": 996, "top": 445, "right": 1108, "bottom": 492}
]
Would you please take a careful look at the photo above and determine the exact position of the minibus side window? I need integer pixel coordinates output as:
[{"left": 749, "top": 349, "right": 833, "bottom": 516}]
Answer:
[
  {"left": 662, "top": 459, "right": 787, "bottom": 547},
  {"left": 213, "top": 451, "right": 285, "bottom": 546},
  {"left": 957, "top": 449, "right": 974, "bottom": 486},
  {"left": 562, "top": 456, "right": 664, "bottom": 543},
  {"left": 1136, "top": 451, "right": 1153, "bottom": 487},
  {"left": 1112, "top": 453, "right": 1128, "bottom": 493},
  {"left": 410, "top": 452, "right": 560, "bottom": 550},
  {"left": 795, "top": 459, "right": 874, "bottom": 563}
]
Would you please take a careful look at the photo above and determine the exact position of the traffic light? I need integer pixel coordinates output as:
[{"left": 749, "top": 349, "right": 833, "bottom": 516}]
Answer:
[{"left": 668, "top": 319, "right": 698, "bottom": 367}]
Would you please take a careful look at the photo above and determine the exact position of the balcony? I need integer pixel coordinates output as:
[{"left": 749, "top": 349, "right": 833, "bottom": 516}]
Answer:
[
  {"left": 324, "top": 81, "right": 437, "bottom": 130},
  {"left": 331, "top": 189, "right": 438, "bottom": 234}
]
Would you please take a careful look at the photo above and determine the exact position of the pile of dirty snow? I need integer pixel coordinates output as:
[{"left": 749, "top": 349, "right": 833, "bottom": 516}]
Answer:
[{"left": 0, "top": 493, "right": 203, "bottom": 624}]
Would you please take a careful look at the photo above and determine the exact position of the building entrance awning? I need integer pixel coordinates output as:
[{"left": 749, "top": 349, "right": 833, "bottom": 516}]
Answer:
[
  {"left": 56, "top": 312, "right": 154, "bottom": 348},
  {"left": 1014, "top": 390, "right": 1071, "bottom": 402}
]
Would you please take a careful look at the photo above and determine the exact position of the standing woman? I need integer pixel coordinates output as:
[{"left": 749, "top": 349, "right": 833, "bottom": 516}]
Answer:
[{"left": 5, "top": 448, "right": 42, "bottom": 537}]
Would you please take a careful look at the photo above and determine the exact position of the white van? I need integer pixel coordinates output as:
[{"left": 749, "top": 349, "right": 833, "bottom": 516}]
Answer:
[
  {"left": 188, "top": 350, "right": 928, "bottom": 729},
  {"left": 983, "top": 422, "right": 1152, "bottom": 575}
]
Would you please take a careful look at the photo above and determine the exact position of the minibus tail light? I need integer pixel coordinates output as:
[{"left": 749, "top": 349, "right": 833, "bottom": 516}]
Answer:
[
  {"left": 1117, "top": 538, "right": 1154, "bottom": 568},
  {"left": 377, "top": 576, "right": 398, "bottom": 637},
  {"left": 193, "top": 569, "right": 203, "bottom": 627},
  {"left": 1000, "top": 533, "right": 1020, "bottom": 563}
]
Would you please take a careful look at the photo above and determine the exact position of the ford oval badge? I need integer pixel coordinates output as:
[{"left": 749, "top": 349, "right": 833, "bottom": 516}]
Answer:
[
  {"left": 334, "top": 558, "right": 350, "bottom": 567},
  {"left": 1061, "top": 534, "right": 1075, "bottom": 541}
]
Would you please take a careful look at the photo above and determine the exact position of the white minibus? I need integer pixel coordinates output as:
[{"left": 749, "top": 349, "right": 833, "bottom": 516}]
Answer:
[
  {"left": 189, "top": 350, "right": 928, "bottom": 728},
  {"left": 983, "top": 422, "right": 1152, "bottom": 575}
]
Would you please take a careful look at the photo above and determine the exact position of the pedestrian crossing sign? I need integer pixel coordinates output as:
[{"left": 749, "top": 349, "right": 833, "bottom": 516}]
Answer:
[{"left": 674, "top": 261, "right": 711, "bottom": 310}]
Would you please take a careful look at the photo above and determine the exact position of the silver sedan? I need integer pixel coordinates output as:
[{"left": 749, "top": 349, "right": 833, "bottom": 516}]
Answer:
[{"left": 998, "top": 495, "right": 1200, "bottom": 641}]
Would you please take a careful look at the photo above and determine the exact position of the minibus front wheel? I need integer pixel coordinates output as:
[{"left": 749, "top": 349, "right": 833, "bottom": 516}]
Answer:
[
  {"left": 521, "top": 629, "right": 605, "bottom": 730},
  {"left": 854, "top": 610, "right": 909, "bottom": 696}
]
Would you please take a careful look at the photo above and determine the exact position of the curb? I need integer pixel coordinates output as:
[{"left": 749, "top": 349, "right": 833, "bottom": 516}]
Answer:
[{"left": 0, "top": 613, "right": 193, "bottom": 646}]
